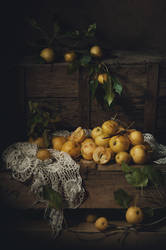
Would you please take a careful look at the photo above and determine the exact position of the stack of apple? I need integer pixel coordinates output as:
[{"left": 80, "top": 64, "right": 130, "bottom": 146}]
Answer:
[{"left": 50, "top": 119, "right": 153, "bottom": 165}]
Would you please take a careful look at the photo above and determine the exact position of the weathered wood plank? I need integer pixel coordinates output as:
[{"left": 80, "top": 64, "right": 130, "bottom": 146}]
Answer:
[
  {"left": 78, "top": 68, "right": 90, "bottom": 128},
  {"left": 27, "top": 97, "right": 81, "bottom": 128},
  {"left": 25, "top": 65, "right": 79, "bottom": 98},
  {"left": 144, "top": 64, "right": 159, "bottom": 134}
]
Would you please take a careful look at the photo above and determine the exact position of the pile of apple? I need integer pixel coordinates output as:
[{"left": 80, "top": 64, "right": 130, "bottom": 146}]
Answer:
[{"left": 49, "top": 119, "right": 153, "bottom": 165}]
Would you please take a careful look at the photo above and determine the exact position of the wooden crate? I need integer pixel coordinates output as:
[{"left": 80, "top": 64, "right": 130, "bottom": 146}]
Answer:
[
  {"left": 1, "top": 162, "right": 166, "bottom": 210},
  {"left": 15, "top": 51, "right": 166, "bottom": 143}
]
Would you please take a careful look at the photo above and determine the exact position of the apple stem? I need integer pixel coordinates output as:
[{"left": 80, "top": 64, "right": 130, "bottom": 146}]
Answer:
[
  {"left": 126, "top": 121, "right": 135, "bottom": 130},
  {"left": 134, "top": 194, "right": 139, "bottom": 207}
]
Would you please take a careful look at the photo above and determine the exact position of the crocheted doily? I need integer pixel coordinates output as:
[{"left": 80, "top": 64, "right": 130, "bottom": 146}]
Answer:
[{"left": 2, "top": 131, "right": 166, "bottom": 237}]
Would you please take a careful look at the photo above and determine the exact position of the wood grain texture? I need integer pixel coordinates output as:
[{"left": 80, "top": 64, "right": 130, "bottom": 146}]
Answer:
[
  {"left": 144, "top": 64, "right": 159, "bottom": 134},
  {"left": 25, "top": 64, "right": 79, "bottom": 98}
]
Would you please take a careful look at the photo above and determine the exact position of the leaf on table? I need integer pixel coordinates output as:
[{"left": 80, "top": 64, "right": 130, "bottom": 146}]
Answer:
[
  {"left": 43, "top": 185, "right": 64, "bottom": 209},
  {"left": 114, "top": 188, "right": 133, "bottom": 208}
]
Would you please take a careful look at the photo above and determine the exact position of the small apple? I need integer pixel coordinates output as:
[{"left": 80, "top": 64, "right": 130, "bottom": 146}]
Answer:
[
  {"left": 98, "top": 73, "right": 108, "bottom": 84},
  {"left": 90, "top": 45, "right": 102, "bottom": 57},
  {"left": 95, "top": 134, "right": 110, "bottom": 147},
  {"left": 128, "top": 130, "right": 144, "bottom": 145},
  {"left": 91, "top": 126, "right": 103, "bottom": 139},
  {"left": 69, "top": 127, "right": 86, "bottom": 143},
  {"left": 86, "top": 214, "right": 97, "bottom": 223},
  {"left": 93, "top": 146, "right": 112, "bottom": 164},
  {"left": 52, "top": 136, "right": 67, "bottom": 151},
  {"left": 40, "top": 48, "right": 55, "bottom": 63},
  {"left": 64, "top": 51, "right": 76, "bottom": 62},
  {"left": 109, "top": 135, "right": 130, "bottom": 153},
  {"left": 102, "top": 120, "right": 119, "bottom": 136},
  {"left": 61, "top": 141, "right": 81, "bottom": 159},
  {"left": 94, "top": 217, "right": 108, "bottom": 231},
  {"left": 81, "top": 140, "right": 96, "bottom": 160},
  {"left": 36, "top": 149, "right": 51, "bottom": 161},
  {"left": 115, "top": 151, "right": 131, "bottom": 164},
  {"left": 29, "top": 137, "right": 46, "bottom": 148},
  {"left": 130, "top": 145, "right": 147, "bottom": 164},
  {"left": 126, "top": 206, "right": 143, "bottom": 224}
]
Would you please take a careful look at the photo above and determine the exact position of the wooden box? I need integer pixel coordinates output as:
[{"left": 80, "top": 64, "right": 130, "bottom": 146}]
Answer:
[{"left": 15, "top": 51, "right": 166, "bottom": 143}]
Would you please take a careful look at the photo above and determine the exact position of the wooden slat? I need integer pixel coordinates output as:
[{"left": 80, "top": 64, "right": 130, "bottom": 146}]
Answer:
[
  {"left": 25, "top": 65, "right": 79, "bottom": 98},
  {"left": 144, "top": 63, "right": 159, "bottom": 134},
  {"left": 78, "top": 67, "right": 90, "bottom": 128}
]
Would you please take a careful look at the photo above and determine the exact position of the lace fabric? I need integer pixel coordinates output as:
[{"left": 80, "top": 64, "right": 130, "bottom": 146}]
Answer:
[
  {"left": 2, "top": 138, "right": 85, "bottom": 238},
  {"left": 2, "top": 131, "right": 166, "bottom": 237}
]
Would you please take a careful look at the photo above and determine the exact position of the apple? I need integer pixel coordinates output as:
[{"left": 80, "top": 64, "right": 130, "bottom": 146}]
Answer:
[
  {"left": 64, "top": 51, "right": 76, "bottom": 62},
  {"left": 90, "top": 45, "right": 102, "bottom": 57},
  {"left": 81, "top": 140, "right": 96, "bottom": 160},
  {"left": 130, "top": 145, "right": 147, "bottom": 164},
  {"left": 115, "top": 151, "right": 131, "bottom": 164},
  {"left": 128, "top": 130, "right": 144, "bottom": 145},
  {"left": 109, "top": 135, "right": 130, "bottom": 153},
  {"left": 126, "top": 206, "right": 143, "bottom": 224},
  {"left": 52, "top": 136, "right": 67, "bottom": 151},
  {"left": 93, "top": 146, "right": 112, "bottom": 164},
  {"left": 29, "top": 137, "right": 46, "bottom": 148},
  {"left": 61, "top": 141, "right": 81, "bottom": 159},
  {"left": 86, "top": 214, "right": 97, "bottom": 223},
  {"left": 91, "top": 126, "right": 103, "bottom": 139},
  {"left": 97, "top": 73, "right": 108, "bottom": 84},
  {"left": 95, "top": 134, "right": 110, "bottom": 147},
  {"left": 69, "top": 127, "right": 86, "bottom": 143},
  {"left": 36, "top": 149, "right": 51, "bottom": 160},
  {"left": 102, "top": 120, "right": 119, "bottom": 136},
  {"left": 40, "top": 48, "right": 55, "bottom": 63},
  {"left": 94, "top": 217, "right": 108, "bottom": 231}
]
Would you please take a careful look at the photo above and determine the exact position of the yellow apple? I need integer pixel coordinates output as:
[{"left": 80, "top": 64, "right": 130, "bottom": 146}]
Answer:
[
  {"left": 52, "top": 136, "right": 67, "bottom": 151},
  {"left": 102, "top": 120, "right": 119, "bottom": 136},
  {"left": 91, "top": 126, "right": 103, "bottom": 139},
  {"left": 128, "top": 130, "right": 144, "bottom": 145},
  {"left": 61, "top": 141, "right": 81, "bottom": 159},
  {"left": 36, "top": 149, "right": 51, "bottom": 160},
  {"left": 109, "top": 135, "right": 130, "bottom": 153},
  {"left": 69, "top": 127, "right": 86, "bottom": 143},
  {"left": 97, "top": 73, "right": 108, "bottom": 84},
  {"left": 90, "top": 45, "right": 102, "bottom": 57},
  {"left": 93, "top": 146, "right": 112, "bottom": 164},
  {"left": 95, "top": 134, "right": 110, "bottom": 147},
  {"left": 126, "top": 206, "right": 143, "bottom": 224},
  {"left": 40, "top": 48, "right": 55, "bottom": 63},
  {"left": 94, "top": 217, "right": 108, "bottom": 231},
  {"left": 81, "top": 140, "right": 96, "bottom": 160},
  {"left": 86, "top": 214, "right": 97, "bottom": 223},
  {"left": 64, "top": 51, "right": 76, "bottom": 62},
  {"left": 130, "top": 145, "right": 147, "bottom": 164},
  {"left": 30, "top": 137, "right": 46, "bottom": 148},
  {"left": 115, "top": 151, "right": 131, "bottom": 164}
]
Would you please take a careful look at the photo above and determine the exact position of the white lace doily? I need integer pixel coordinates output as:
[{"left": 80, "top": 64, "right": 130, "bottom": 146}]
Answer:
[
  {"left": 2, "top": 131, "right": 166, "bottom": 237},
  {"left": 2, "top": 138, "right": 85, "bottom": 238}
]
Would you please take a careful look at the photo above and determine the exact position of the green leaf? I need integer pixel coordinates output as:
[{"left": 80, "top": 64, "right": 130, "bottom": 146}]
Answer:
[
  {"left": 142, "top": 165, "right": 164, "bottom": 186},
  {"left": 112, "top": 76, "right": 123, "bottom": 95},
  {"left": 43, "top": 185, "right": 64, "bottom": 209},
  {"left": 80, "top": 55, "right": 91, "bottom": 66},
  {"left": 121, "top": 162, "right": 134, "bottom": 173},
  {"left": 114, "top": 188, "right": 133, "bottom": 208},
  {"left": 103, "top": 79, "right": 115, "bottom": 106},
  {"left": 125, "top": 168, "right": 148, "bottom": 188}
]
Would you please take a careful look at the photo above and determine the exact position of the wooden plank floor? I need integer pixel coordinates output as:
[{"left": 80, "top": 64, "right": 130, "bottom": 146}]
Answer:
[{"left": 1, "top": 207, "right": 166, "bottom": 250}]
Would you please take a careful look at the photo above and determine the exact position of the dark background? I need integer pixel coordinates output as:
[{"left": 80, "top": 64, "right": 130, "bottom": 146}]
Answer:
[{"left": 1, "top": 0, "right": 166, "bottom": 152}]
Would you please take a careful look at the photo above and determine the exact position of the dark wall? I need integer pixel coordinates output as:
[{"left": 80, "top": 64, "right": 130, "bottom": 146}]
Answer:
[{"left": 1, "top": 0, "right": 166, "bottom": 152}]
